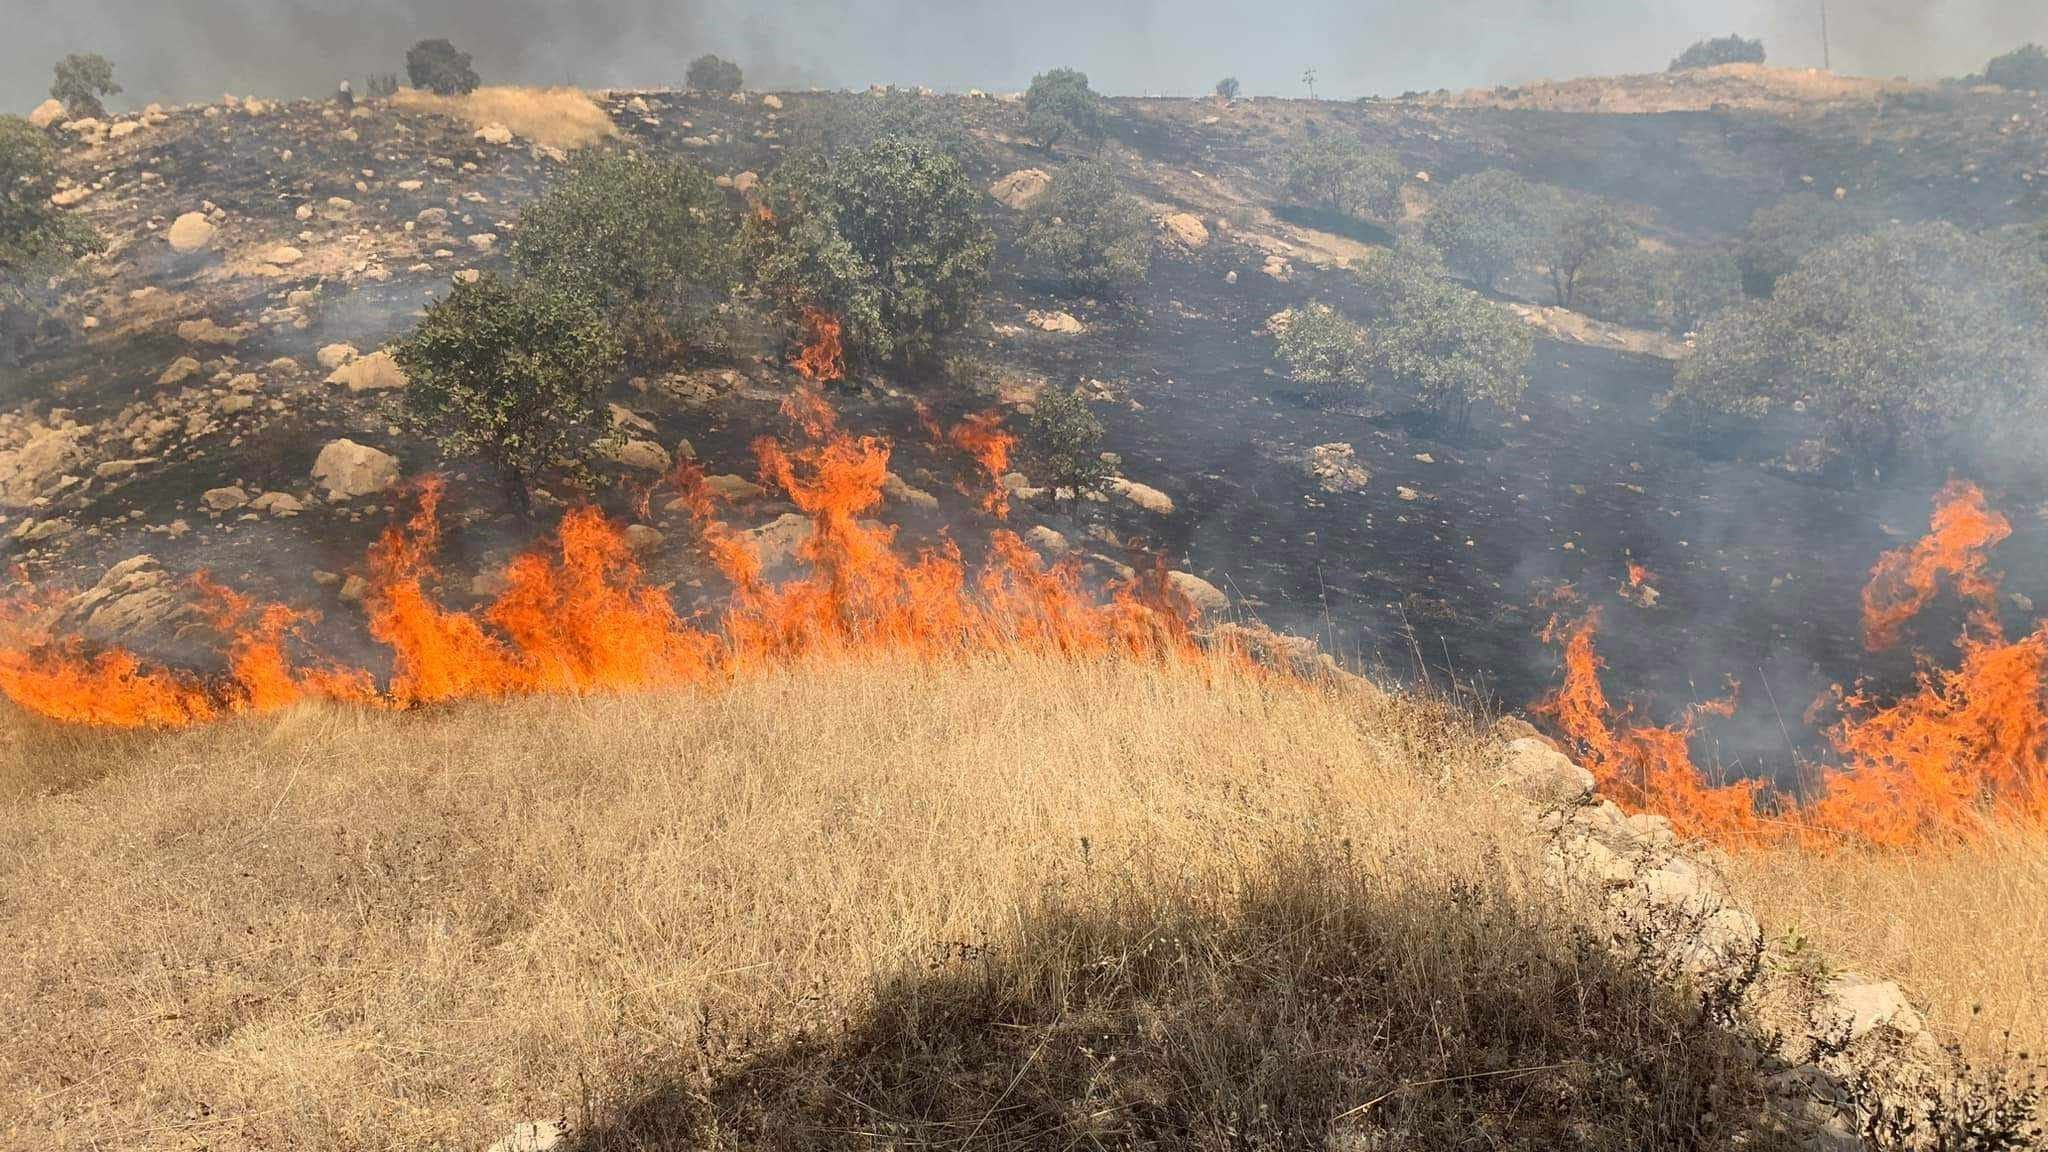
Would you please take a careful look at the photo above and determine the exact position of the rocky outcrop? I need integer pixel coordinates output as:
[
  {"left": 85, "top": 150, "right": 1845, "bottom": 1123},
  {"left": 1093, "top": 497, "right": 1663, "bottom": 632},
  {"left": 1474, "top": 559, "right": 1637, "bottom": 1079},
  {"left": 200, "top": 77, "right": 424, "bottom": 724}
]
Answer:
[
  {"left": 1167, "top": 570, "right": 1229, "bottom": 616},
  {"left": 28, "top": 99, "right": 66, "bottom": 129},
  {"left": 1160, "top": 211, "right": 1211, "bottom": 249},
  {"left": 989, "top": 168, "right": 1052, "bottom": 210},
  {"left": 1107, "top": 476, "right": 1175, "bottom": 515},
  {"left": 0, "top": 425, "right": 87, "bottom": 507},
  {"left": 311, "top": 439, "right": 400, "bottom": 499},
  {"left": 55, "top": 556, "right": 194, "bottom": 646},
  {"left": 325, "top": 349, "right": 408, "bottom": 393},
  {"left": 166, "top": 212, "right": 218, "bottom": 253}
]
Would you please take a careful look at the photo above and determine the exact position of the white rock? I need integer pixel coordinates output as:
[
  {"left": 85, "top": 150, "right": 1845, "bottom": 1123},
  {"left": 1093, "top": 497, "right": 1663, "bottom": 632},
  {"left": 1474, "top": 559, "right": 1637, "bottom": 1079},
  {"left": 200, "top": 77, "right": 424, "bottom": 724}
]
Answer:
[
  {"left": 28, "top": 99, "right": 66, "bottom": 129},
  {"left": 325, "top": 349, "right": 407, "bottom": 393},
  {"left": 607, "top": 439, "right": 671, "bottom": 472},
  {"left": 989, "top": 168, "right": 1053, "bottom": 210},
  {"left": 1107, "top": 476, "right": 1175, "bottom": 515},
  {"left": 316, "top": 343, "right": 360, "bottom": 370},
  {"left": 202, "top": 485, "right": 251, "bottom": 512},
  {"left": 1168, "top": 571, "right": 1229, "bottom": 615},
  {"left": 311, "top": 438, "right": 400, "bottom": 499},
  {"left": 1160, "top": 212, "right": 1210, "bottom": 248},
  {"left": 1497, "top": 737, "right": 1596, "bottom": 807},
  {"left": 761, "top": 94, "right": 783, "bottom": 110},
  {"left": 0, "top": 427, "right": 88, "bottom": 507},
  {"left": 166, "top": 212, "right": 218, "bottom": 253},
  {"left": 1824, "top": 978, "right": 1925, "bottom": 1042},
  {"left": 475, "top": 123, "right": 515, "bottom": 145}
]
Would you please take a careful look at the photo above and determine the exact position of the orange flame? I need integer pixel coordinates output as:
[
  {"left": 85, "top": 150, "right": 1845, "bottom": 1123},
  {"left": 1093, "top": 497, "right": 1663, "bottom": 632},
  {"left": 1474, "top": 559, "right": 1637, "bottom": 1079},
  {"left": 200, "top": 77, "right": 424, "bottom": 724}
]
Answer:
[
  {"left": 1862, "top": 478, "right": 2010, "bottom": 651},
  {"left": 946, "top": 412, "right": 1016, "bottom": 519},
  {"left": 791, "top": 307, "right": 844, "bottom": 383},
  {"left": 0, "top": 390, "right": 1201, "bottom": 731}
]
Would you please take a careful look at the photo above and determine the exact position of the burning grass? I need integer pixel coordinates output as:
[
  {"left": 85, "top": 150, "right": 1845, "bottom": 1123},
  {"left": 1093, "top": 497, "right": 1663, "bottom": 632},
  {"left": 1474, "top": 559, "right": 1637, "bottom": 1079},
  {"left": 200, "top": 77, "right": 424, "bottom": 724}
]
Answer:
[
  {"left": 389, "top": 85, "right": 615, "bottom": 150},
  {"left": 0, "top": 653, "right": 1811, "bottom": 1151}
]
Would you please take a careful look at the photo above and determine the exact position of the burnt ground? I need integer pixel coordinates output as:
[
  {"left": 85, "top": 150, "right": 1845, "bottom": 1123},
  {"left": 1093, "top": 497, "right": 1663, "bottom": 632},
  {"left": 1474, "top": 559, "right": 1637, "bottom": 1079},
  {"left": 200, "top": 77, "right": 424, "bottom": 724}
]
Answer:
[{"left": 4, "top": 81, "right": 2047, "bottom": 780}]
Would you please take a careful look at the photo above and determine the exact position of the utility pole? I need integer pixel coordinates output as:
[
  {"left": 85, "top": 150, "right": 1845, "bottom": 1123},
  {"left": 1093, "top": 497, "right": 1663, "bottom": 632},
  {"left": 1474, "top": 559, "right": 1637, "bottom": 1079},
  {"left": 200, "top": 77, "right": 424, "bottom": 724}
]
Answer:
[
  {"left": 1819, "top": 0, "right": 1832, "bottom": 71},
  {"left": 1302, "top": 66, "right": 1318, "bottom": 100}
]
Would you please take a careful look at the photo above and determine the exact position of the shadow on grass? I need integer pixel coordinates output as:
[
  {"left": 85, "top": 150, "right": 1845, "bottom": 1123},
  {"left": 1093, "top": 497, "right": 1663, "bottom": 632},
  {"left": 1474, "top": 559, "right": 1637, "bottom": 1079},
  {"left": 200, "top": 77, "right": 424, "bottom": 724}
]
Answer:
[{"left": 568, "top": 848, "right": 1810, "bottom": 1151}]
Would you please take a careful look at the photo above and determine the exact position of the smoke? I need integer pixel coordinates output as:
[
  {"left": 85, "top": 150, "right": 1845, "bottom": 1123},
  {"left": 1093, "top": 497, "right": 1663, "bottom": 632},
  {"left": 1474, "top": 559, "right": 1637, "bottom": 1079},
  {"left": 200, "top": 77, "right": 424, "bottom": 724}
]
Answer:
[{"left": 6, "top": 0, "right": 2042, "bottom": 113}]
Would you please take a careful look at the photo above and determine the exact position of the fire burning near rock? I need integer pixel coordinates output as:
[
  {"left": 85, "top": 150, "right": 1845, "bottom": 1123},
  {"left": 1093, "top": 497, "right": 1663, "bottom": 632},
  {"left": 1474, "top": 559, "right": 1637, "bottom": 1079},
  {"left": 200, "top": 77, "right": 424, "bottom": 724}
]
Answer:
[
  {"left": 1538, "top": 480, "right": 2047, "bottom": 850},
  {"left": 0, "top": 389, "right": 1196, "bottom": 728}
]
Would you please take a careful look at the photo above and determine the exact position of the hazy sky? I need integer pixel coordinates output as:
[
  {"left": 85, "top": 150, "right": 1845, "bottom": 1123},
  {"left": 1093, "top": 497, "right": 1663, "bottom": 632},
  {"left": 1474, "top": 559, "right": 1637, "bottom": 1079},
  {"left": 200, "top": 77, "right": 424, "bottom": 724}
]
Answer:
[{"left": 5, "top": 0, "right": 2044, "bottom": 113}]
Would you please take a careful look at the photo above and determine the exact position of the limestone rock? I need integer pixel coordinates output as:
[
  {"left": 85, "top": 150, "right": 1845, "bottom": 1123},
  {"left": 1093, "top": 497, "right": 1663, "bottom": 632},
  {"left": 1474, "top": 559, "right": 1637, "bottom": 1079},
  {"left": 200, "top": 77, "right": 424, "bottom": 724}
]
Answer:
[
  {"left": 316, "top": 343, "right": 360, "bottom": 370},
  {"left": 202, "top": 485, "right": 251, "bottom": 512},
  {"left": 311, "top": 438, "right": 400, "bottom": 499},
  {"left": 1824, "top": 978, "right": 1925, "bottom": 1043},
  {"left": 1308, "top": 443, "right": 1370, "bottom": 493},
  {"left": 989, "top": 168, "right": 1052, "bottom": 210},
  {"left": 1025, "top": 309, "right": 1083, "bottom": 334},
  {"left": 1161, "top": 212, "right": 1211, "bottom": 248},
  {"left": 56, "top": 556, "right": 194, "bottom": 646},
  {"left": 325, "top": 349, "right": 407, "bottom": 393},
  {"left": 623, "top": 524, "right": 665, "bottom": 553},
  {"left": 882, "top": 471, "right": 939, "bottom": 509},
  {"left": 157, "top": 356, "right": 202, "bottom": 386},
  {"left": 607, "top": 439, "right": 670, "bottom": 472},
  {"left": 1497, "top": 737, "right": 1596, "bottom": 808},
  {"left": 475, "top": 123, "right": 515, "bottom": 145},
  {"left": 1168, "top": 571, "right": 1229, "bottom": 615},
  {"left": 0, "top": 426, "right": 88, "bottom": 507},
  {"left": 1107, "top": 476, "right": 1175, "bottom": 515},
  {"left": 176, "top": 318, "right": 252, "bottom": 346},
  {"left": 250, "top": 491, "right": 304, "bottom": 516},
  {"left": 697, "top": 474, "right": 766, "bottom": 503},
  {"left": 166, "top": 212, "right": 218, "bottom": 253},
  {"left": 761, "top": 94, "right": 783, "bottom": 110},
  {"left": 28, "top": 99, "right": 65, "bottom": 129},
  {"left": 742, "top": 512, "right": 814, "bottom": 579},
  {"left": 1025, "top": 525, "right": 1071, "bottom": 555}
]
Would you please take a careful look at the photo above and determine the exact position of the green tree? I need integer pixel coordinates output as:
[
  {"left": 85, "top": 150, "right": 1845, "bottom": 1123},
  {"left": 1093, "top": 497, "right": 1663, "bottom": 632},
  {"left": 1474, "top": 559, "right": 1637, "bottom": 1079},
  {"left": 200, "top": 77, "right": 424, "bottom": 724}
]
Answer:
[
  {"left": 1422, "top": 169, "right": 1554, "bottom": 293},
  {"left": 49, "top": 54, "right": 120, "bottom": 119},
  {"left": 1673, "top": 222, "right": 2048, "bottom": 460},
  {"left": 790, "top": 89, "right": 974, "bottom": 159},
  {"left": 1546, "top": 202, "right": 1634, "bottom": 308},
  {"left": 0, "top": 116, "right": 101, "bottom": 357},
  {"left": 1214, "top": 77, "right": 1241, "bottom": 101},
  {"left": 1017, "top": 159, "right": 1152, "bottom": 297},
  {"left": 1669, "top": 35, "right": 1765, "bottom": 72},
  {"left": 1027, "top": 388, "right": 1110, "bottom": 504},
  {"left": 749, "top": 136, "right": 995, "bottom": 366},
  {"left": 405, "top": 39, "right": 479, "bottom": 96},
  {"left": 393, "top": 273, "right": 623, "bottom": 515},
  {"left": 686, "top": 54, "right": 744, "bottom": 94},
  {"left": 1736, "top": 194, "right": 1875, "bottom": 296},
  {"left": 1274, "top": 302, "right": 1365, "bottom": 391},
  {"left": 1024, "top": 68, "right": 1102, "bottom": 152},
  {"left": 511, "top": 152, "right": 736, "bottom": 365},
  {"left": 1280, "top": 132, "right": 1406, "bottom": 223},
  {"left": 1577, "top": 244, "right": 1743, "bottom": 334},
  {"left": 1984, "top": 43, "right": 2048, "bottom": 90},
  {"left": 1358, "top": 249, "right": 1533, "bottom": 428}
]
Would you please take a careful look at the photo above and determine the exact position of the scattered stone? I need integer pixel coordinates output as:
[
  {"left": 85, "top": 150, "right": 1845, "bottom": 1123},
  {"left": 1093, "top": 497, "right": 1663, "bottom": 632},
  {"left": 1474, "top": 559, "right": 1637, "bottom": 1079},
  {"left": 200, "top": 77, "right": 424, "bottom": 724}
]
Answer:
[
  {"left": 1307, "top": 443, "right": 1370, "bottom": 493},
  {"left": 0, "top": 426, "right": 88, "bottom": 507},
  {"left": 202, "top": 485, "right": 251, "bottom": 512},
  {"left": 608, "top": 403, "right": 657, "bottom": 436},
  {"left": 166, "top": 212, "right": 218, "bottom": 253},
  {"left": 50, "top": 184, "right": 94, "bottom": 207},
  {"left": 1497, "top": 737, "right": 1596, "bottom": 808},
  {"left": 339, "top": 574, "right": 369, "bottom": 602},
  {"left": 1168, "top": 571, "right": 1229, "bottom": 615},
  {"left": 697, "top": 474, "right": 766, "bottom": 503},
  {"left": 475, "top": 123, "right": 515, "bottom": 145},
  {"left": 317, "top": 343, "right": 360, "bottom": 370},
  {"left": 94, "top": 458, "right": 151, "bottom": 480},
  {"left": 56, "top": 556, "right": 194, "bottom": 645},
  {"left": 311, "top": 438, "right": 401, "bottom": 499},
  {"left": 250, "top": 491, "right": 304, "bottom": 516},
  {"left": 608, "top": 439, "right": 670, "bottom": 472},
  {"left": 761, "top": 94, "right": 784, "bottom": 110},
  {"left": 1107, "top": 476, "right": 1175, "bottom": 515},
  {"left": 258, "top": 243, "right": 304, "bottom": 266},
  {"left": 176, "top": 318, "right": 252, "bottom": 346},
  {"left": 1160, "top": 211, "right": 1211, "bottom": 248},
  {"left": 742, "top": 512, "right": 814, "bottom": 578},
  {"left": 989, "top": 168, "right": 1053, "bottom": 210},
  {"left": 1026, "top": 309, "right": 1084, "bottom": 334},
  {"left": 883, "top": 471, "right": 939, "bottom": 509},
  {"left": 623, "top": 524, "right": 665, "bottom": 553},
  {"left": 467, "top": 232, "right": 498, "bottom": 252},
  {"left": 157, "top": 355, "right": 203, "bottom": 386},
  {"left": 1025, "top": 525, "right": 1071, "bottom": 555}
]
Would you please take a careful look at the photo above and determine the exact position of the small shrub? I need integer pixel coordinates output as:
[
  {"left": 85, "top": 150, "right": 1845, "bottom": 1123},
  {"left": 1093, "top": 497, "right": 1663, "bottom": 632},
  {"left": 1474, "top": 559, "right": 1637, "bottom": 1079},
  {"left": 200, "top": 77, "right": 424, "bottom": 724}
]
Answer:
[
  {"left": 686, "top": 54, "right": 744, "bottom": 95},
  {"left": 1984, "top": 44, "right": 2048, "bottom": 91},
  {"left": 49, "top": 53, "right": 120, "bottom": 120},
  {"left": 511, "top": 152, "right": 737, "bottom": 365},
  {"left": 749, "top": 136, "right": 994, "bottom": 366},
  {"left": 1669, "top": 35, "right": 1766, "bottom": 72},
  {"left": 1017, "top": 159, "right": 1152, "bottom": 297},
  {"left": 790, "top": 89, "right": 974, "bottom": 159},
  {"left": 393, "top": 273, "right": 623, "bottom": 514},
  {"left": 1026, "top": 388, "right": 1109, "bottom": 502},
  {"left": 1358, "top": 248, "right": 1533, "bottom": 428},
  {"left": 406, "top": 39, "right": 479, "bottom": 96},
  {"left": 1660, "top": 246, "right": 1744, "bottom": 334},
  {"left": 1274, "top": 302, "right": 1365, "bottom": 390},
  {"left": 1674, "top": 222, "right": 2048, "bottom": 460},
  {"left": 1737, "top": 194, "right": 1877, "bottom": 296},
  {"left": 1422, "top": 169, "right": 1555, "bottom": 293},
  {"left": 0, "top": 115, "right": 102, "bottom": 357},
  {"left": 1024, "top": 68, "right": 1102, "bottom": 152},
  {"left": 1280, "top": 131, "right": 1405, "bottom": 223},
  {"left": 364, "top": 73, "right": 400, "bottom": 100},
  {"left": 1214, "top": 76, "right": 1241, "bottom": 101},
  {"left": 1546, "top": 202, "right": 1634, "bottom": 308},
  {"left": 1578, "top": 245, "right": 1742, "bottom": 334}
]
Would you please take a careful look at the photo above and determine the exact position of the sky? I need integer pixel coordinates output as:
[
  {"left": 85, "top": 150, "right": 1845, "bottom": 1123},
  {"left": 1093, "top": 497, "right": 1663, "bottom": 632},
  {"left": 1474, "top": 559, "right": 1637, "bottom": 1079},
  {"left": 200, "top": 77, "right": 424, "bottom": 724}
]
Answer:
[{"left": 4, "top": 0, "right": 2044, "bottom": 113}]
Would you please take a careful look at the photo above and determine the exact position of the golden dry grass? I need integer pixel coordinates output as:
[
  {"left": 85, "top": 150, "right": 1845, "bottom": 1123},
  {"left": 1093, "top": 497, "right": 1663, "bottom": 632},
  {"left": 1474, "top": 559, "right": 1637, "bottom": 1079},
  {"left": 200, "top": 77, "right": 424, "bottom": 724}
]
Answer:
[
  {"left": 1725, "top": 826, "right": 2048, "bottom": 1064},
  {"left": 390, "top": 85, "right": 615, "bottom": 150},
  {"left": 0, "top": 653, "right": 1816, "bottom": 1150}
]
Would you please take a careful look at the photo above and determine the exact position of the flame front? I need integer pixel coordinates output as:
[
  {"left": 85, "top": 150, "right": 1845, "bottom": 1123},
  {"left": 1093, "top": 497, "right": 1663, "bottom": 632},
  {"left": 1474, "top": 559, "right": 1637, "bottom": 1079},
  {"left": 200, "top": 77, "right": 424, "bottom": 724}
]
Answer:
[
  {"left": 791, "top": 307, "right": 844, "bottom": 383},
  {"left": 0, "top": 389, "right": 1198, "bottom": 730}
]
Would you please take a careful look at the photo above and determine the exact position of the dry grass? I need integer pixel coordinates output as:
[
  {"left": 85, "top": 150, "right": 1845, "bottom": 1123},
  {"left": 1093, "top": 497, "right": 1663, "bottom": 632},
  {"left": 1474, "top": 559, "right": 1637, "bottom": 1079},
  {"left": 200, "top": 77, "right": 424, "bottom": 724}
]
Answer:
[
  {"left": 390, "top": 85, "right": 615, "bottom": 150},
  {"left": 1725, "top": 826, "right": 2048, "bottom": 1064},
  {"left": 0, "top": 652, "right": 1815, "bottom": 1150}
]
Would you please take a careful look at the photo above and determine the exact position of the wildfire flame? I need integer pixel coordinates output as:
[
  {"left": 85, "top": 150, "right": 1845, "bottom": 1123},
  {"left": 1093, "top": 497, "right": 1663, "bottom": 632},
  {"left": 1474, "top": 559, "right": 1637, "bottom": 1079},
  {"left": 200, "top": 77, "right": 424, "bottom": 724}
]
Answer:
[
  {"left": 791, "top": 307, "right": 844, "bottom": 383},
  {"left": 1861, "top": 478, "right": 2010, "bottom": 651},
  {"left": 0, "top": 389, "right": 1199, "bottom": 730},
  {"left": 946, "top": 411, "right": 1016, "bottom": 519}
]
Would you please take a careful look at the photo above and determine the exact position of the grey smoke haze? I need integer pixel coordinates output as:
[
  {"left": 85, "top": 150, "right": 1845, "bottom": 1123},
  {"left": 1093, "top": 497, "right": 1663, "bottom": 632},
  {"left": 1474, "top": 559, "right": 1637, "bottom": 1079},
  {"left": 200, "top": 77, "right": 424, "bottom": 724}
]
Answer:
[{"left": 4, "top": 0, "right": 2043, "bottom": 113}]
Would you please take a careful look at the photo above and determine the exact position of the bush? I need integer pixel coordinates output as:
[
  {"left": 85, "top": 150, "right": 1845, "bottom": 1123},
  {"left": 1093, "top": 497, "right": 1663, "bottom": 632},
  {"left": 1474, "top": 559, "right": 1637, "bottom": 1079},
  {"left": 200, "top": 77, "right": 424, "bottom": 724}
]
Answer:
[
  {"left": 1017, "top": 159, "right": 1151, "bottom": 297},
  {"left": 1026, "top": 388, "right": 1109, "bottom": 502},
  {"left": 49, "top": 53, "right": 120, "bottom": 120},
  {"left": 686, "top": 54, "right": 744, "bottom": 94},
  {"left": 1280, "top": 131, "right": 1405, "bottom": 223},
  {"left": 1274, "top": 302, "right": 1365, "bottom": 391},
  {"left": 1545, "top": 202, "right": 1634, "bottom": 308},
  {"left": 1214, "top": 77, "right": 1241, "bottom": 101},
  {"left": 1669, "top": 35, "right": 1766, "bottom": 72},
  {"left": 511, "top": 152, "right": 737, "bottom": 365},
  {"left": 406, "top": 39, "right": 479, "bottom": 96},
  {"left": 393, "top": 273, "right": 623, "bottom": 513},
  {"left": 1736, "top": 195, "right": 1876, "bottom": 296},
  {"left": 1578, "top": 245, "right": 1742, "bottom": 334},
  {"left": 1024, "top": 68, "right": 1102, "bottom": 152},
  {"left": 1357, "top": 248, "right": 1533, "bottom": 427},
  {"left": 790, "top": 89, "right": 974, "bottom": 159},
  {"left": 0, "top": 115, "right": 102, "bottom": 354},
  {"left": 1985, "top": 44, "right": 2048, "bottom": 91},
  {"left": 1673, "top": 222, "right": 2048, "bottom": 460},
  {"left": 1422, "top": 169, "right": 1555, "bottom": 293},
  {"left": 749, "top": 136, "right": 995, "bottom": 366},
  {"left": 364, "top": 73, "right": 400, "bottom": 100}
]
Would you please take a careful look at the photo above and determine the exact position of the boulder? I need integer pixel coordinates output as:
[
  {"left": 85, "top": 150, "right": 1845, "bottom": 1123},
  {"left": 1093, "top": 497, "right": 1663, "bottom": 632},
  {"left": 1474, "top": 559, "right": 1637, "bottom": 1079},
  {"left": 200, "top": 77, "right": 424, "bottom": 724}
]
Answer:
[
  {"left": 250, "top": 491, "right": 304, "bottom": 516},
  {"left": 0, "top": 426, "right": 88, "bottom": 507},
  {"left": 1824, "top": 978, "right": 1926, "bottom": 1043},
  {"left": 56, "top": 556, "right": 194, "bottom": 646},
  {"left": 1025, "top": 309, "right": 1084, "bottom": 334},
  {"left": 28, "top": 99, "right": 66, "bottom": 129},
  {"left": 467, "top": 232, "right": 498, "bottom": 252},
  {"left": 166, "top": 212, "right": 218, "bottom": 253},
  {"left": 176, "top": 318, "right": 252, "bottom": 346},
  {"left": 1497, "top": 737, "right": 1597, "bottom": 808},
  {"left": 607, "top": 439, "right": 671, "bottom": 472},
  {"left": 202, "top": 485, "right": 251, "bottom": 512},
  {"left": 258, "top": 243, "right": 304, "bottom": 266},
  {"left": 1025, "top": 525, "right": 1071, "bottom": 555},
  {"left": 1107, "top": 476, "right": 1175, "bottom": 515},
  {"left": 157, "top": 355, "right": 202, "bottom": 386},
  {"left": 697, "top": 474, "right": 766, "bottom": 503},
  {"left": 311, "top": 438, "right": 400, "bottom": 499},
  {"left": 1167, "top": 571, "right": 1229, "bottom": 615},
  {"left": 742, "top": 512, "right": 814, "bottom": 578},
  {"left": 623, "top": 524, "right": 665, "bottom": 554},
  {"left": 989, "top": 168, "right": 1052, "bottom": 210},
  {"left": 316, "top": 343, "right": 360, "bottom": 370},
  {"left": 1308, "top": 443, "right": 1370, "bottom": 493},
  {"left": 761, "top": 94, "right": 784, "bottom": 110},
  {"left": 50, "top": 184, "right": 94, "bottom": 207},
  {"left": 1160, "top": 212, "right": 1211, "bottom": 248},
  {"left": 882, "top": 471, "right": 939, "bottom": 509},
  {"left": 475, "top": 123, "right": 515, "bottom": 145},
  {"left": 325, "top": 349, "right": 407, "bottom": 393}
]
